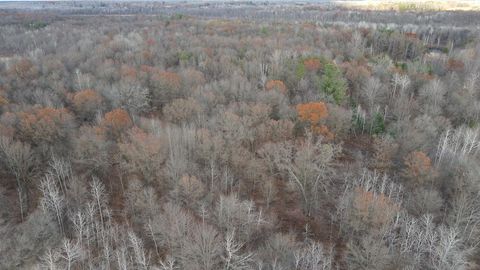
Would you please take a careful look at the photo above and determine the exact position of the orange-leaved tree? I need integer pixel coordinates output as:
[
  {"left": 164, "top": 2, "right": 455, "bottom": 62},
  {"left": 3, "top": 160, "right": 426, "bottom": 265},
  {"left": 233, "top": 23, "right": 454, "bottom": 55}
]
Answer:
[
  {"left": 303, "top": 57, "right": 321, "bottom": 72},
  {"left": 180, "top": 69, "right": 206, "bottom": 91},
  {"left": 153, "top": 71, "right": 181, "bottom": 90},
  {"left": 72, "top": 89, "right": 103, "bottom": 121},
  {"left": 265, "top": 80, "right": 287, "bottom": 94},
  {"left": 10, "top": 58, "right": 38, "bottom": 79},
  {"left": 120, "top": 64, "right": 138, "bottom": 81},
  {"left": 150, "top": 70, "right": 182, "bottom": 108},
  {"left": 0, "top": 86, "right": 8, "bottom": 107},
  {"left": 178, "top": 174, "right": 206, "bottom": 206},
  {"left": 102, "top": 108, "right": 133, "bottom": 138},
  {"left": 446, "top": 58, "right": 465, "bottom": 72},
  {"left": 0, "top": 96, "right": 8, "bottom": 108},
  {"left": 352, "top": 187, "right": 399, "bottom": 230},
  {"left": 73, "top": 125, "right": 110, "bottom": 175},
  {"left": 297, "top": 102, "right": 328, "bottom": 124},
  {"left": 403, "top": 151, "right": 435, "bottom": 186},
  {"left": 296, "top": 102, "right": 333, "bottom": 140},
  {"left": 163, "top": 98, "right": 203, "bottom": 124},
  {"left": 118, "top": 127, "right": 167, "bottom": 183},
  {"left": 18, "top": 107, "right": 74, "bottom": 145},
  {"left": 311, "top": 125, "right": 334, "bottom": 141}
]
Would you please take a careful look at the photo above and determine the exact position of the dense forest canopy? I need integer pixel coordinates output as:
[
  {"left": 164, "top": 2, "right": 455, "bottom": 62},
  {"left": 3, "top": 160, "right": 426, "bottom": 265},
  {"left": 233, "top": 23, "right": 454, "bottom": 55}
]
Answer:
[{"left": 1, "top": 1, "right": 480, "bottom": 269}]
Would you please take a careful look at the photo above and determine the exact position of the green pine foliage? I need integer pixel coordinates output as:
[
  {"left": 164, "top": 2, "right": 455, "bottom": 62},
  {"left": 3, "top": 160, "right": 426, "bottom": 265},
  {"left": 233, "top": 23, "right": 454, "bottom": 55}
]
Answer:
[
  {"left": 320, "top": 63, "right": 347, "bottom": 105},
  {"left": 371, "top": 112, "right": 386, "bottom": 135}
]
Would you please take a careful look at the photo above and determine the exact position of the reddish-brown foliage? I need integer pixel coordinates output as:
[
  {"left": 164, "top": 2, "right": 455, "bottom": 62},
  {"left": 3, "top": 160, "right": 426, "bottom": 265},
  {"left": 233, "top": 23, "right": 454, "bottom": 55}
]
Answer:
[
  {"left": 312, "top": 125, "right": 334, "bottom": 141},
  {"left": 145, "top": 38, "right": 156, "bottom": 46},
  {"left": 163, "top": 98, "right": 203, "bottom": 124},
  {"left": 72, "top": 89, "right": 103, "bottom": 119},
  {"left": 371, "top": 136, "right": 399, "bottom": 173},
  {"left": 340, "top": 60, "right": 372, "bottom": 85},
  {"left": 296, "top": 102, "right": 329, "bottom": 124},
  {"left": 73, "top": 125, "right": 111, "bottom": 174},
  {"left": 352, "top": 187, "right": 399, "bottom": 229},
  {"left": 413, "top": 72, "right": 435, "bottom": 82},
  {"left": 403, "top": 151, "right": 433, "bottom": 184},
  {"left": 181, "top": 69, "right": 206, "bottom": 89},
  {"left": 140, "top": 65, "right": 158, "bottom": 74},
  {"left": 18, "top": 107, "right": 74, "bottom": 144},
  {"left": 120, "top": 65, "right": 138, "bottom": 81},
  {"left": 295, "top": 45, "right": 313, "bottom": 54},
  {"left": 9, "top": 58, "right": 37, "bottom": 79},
  {"left": 118, "top": 127, "right": 167, "bottom": 182},
  {"left": 405, "top": 32, "right": 418, "bottom": 39},
  {"left": 0, "top": 112, "right": 16, "bottom": 137},
  {"left": 265, "top": 80, "right": 287, "bottom": 94},
  {"left": 258, "top": 119, "right": 295, "bottom": 143},
  {"left": 0, "top": 86, "right": 8, "bottom": 106},
  {"left": 151, "top": 71, "right": 181, "bottom": 90},
  {"left": 0, "top": 95, "right": 8, "bottom": 106},
  {"left": 142, "top": 49, "right": 153, "bottom": 63},
  {"left": 446, "top": 58, "right": 465, "bottom": 72},
  {"left": 102, "top": 108, "right": 133, "bottom": 137},
  {"left": 302, "top": 22, "right": 316, "bottom": 30},
  {"left": 303, "top": 58, "right": 321, "bottom": 72},
  {"left": 178, "top": 174, "right": 205, "bottom": 203},
  {"left": 297, "top": 102, "right": 334, "bottom": 139}
]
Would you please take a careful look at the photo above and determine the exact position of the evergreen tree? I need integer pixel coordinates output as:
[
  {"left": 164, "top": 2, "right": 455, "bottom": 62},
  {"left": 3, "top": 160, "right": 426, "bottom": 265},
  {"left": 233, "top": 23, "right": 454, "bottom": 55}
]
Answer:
[{"left": 320, "top": 63, "right": 347, "bottom": 105}]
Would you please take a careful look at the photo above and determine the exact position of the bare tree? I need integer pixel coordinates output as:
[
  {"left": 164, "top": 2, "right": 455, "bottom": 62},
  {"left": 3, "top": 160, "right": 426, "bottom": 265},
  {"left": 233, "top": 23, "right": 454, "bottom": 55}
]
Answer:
[
  {"left": 431, "top": 226, "right": 470, "bottom": 270},
  {"left": 40, "top": 174, "right": 66, "bottom": 235},
  {"left": 90, "top": 177, "right": 108, "bottom": 229},
  {"left": 180, "top": 223, "right": 221, "bottom": 270},
  {"left": 104, "top": 82, "right": 151, "bottom": 114},
  {"left": 447, "top": 192, "right": 480, "bottom": 248},
  {"left": 345, "top": 235, "right": 390, "bottom": 270},
  {"left": 294, "top": 242, "right": 334, "bottom": 270},
  {"left": 0, "top": 136, "right": 37, "bottom": 220},
  {"left": 58, "top": 239, "right": 82, "bottom": 270},
  {"left": 70, "top": 210, "right": 86, "bottom": 247},
  {"left": 435, "top": 127, "right": 480, "bottom": 166},
  {"left": 146, "top": 202, "right": 194, "bottom": 254},
  {"left": 159, "top": 255, "right": 178, "bottom": 270},
  {"left": 420, "top": 79, "right": 446, "bottom": 116},
  {"left": 165, "top": 125, "right": 196, "bottom": 201},
  {"left": 391, "top": 73, "right": 410, "bottom": 100},
  {"left": 259, "top": 134, "right": 340, "bottom": 216},
  {"left": 128, "top": 231, "right": 150, "bottom": 270},
  {"left": 215, "top": 194, "right": 266, "bottom": 243},
  {"left": 47, "top": 155, "right": 72, "bottom": 196},
  {"left": 115, "top": 244, "right": 129, "bottom": 270},
  {"left": 261, "top": 178, "right": 277, "bottom": 209},
  {"left": 39, "top": 248, "right": 59, "bottom": 270},
  {"left": 363, "top": 77, "right": 384, "bottom": 112},
  {"left": 223, "top": 230, "right": 255, "bottom": 270},
  {"left": 464, "top": 71, "right": 479, "bottom": 95}
]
